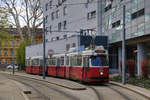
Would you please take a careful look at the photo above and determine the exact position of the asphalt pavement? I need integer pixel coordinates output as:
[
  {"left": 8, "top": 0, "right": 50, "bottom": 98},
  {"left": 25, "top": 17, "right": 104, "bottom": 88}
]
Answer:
[{"left": 0, "top": 74, "right": 26, "bottom": 100}]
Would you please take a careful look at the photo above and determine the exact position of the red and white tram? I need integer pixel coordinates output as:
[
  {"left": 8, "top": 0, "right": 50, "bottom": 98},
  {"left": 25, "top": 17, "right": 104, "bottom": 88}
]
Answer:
[{"left": 26, "top": 46, "right": 109, "bottom": 83}]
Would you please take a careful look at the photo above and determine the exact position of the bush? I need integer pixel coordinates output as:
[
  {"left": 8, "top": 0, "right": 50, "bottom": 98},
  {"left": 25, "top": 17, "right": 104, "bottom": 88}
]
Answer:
[
  {"left": 126, "top": 59, "right": 135, "bottom": 77},
  {"left": 17, "top": 41, "right": 26, "bottom": 70},
  {"left": 141, "top": 59, "right": 149, "bottom": 78}
]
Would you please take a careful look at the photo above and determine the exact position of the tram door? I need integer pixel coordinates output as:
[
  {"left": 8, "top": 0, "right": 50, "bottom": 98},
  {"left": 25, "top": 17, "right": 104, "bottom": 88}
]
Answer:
[
  {"left": 56, "top": 58, "right": 60, "bottom": 77},
  {"left": 69, "top": 57, "right": 73, "bottom": 79},
  {"left": 82, "top": 56, "right": 89, "bottom": 81}
]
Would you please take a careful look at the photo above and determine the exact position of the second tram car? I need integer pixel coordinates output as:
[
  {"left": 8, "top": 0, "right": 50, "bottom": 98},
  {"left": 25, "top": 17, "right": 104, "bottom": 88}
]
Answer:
[{"left": 25, "top": 46, "right": 109, "bottom": 83}]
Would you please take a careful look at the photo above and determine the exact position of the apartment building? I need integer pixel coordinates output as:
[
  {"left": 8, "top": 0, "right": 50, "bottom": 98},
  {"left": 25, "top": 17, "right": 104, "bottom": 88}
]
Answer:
[
  {"left": 0, "top": 28, "right": 42, "bottom": 67},
  {"left": 41, "top": 0, "right": 100, "bottom": 42}
]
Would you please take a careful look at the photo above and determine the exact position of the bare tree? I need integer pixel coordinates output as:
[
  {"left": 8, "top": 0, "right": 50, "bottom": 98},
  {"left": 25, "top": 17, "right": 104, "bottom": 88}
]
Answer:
[
  {"left": 21, "top": 0, "right": 43, "bottom": 44},
  {"left": 1, "top": 0, "right": 43, "bottom": 44}
]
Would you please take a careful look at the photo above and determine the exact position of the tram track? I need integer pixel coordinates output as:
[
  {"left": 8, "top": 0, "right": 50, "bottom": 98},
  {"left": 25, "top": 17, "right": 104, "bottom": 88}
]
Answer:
[
  {"left": 88, "top": 84, "right": 131, "bottom": 100},
  {"left": 86, "top": 83, "right": 147, "bottom": 100},
  {"left": 3, "top": 73, "right": 80, "bottom": 100},
  {"left": 88, "top": 86, "right": 103, "bottom": 100},
  {"left": 11, "top": 78, "right": 51, "bottom": 100},
  {"left": 0, "top": 73, "right": 148, "bottom": 100},
  {"left": 107, "top": 85, "right": 131, "bottom": 100}
]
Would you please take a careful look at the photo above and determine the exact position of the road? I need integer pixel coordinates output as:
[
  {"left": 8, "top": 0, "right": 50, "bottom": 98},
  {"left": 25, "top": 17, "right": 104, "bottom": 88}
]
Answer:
[{"left": 0, "top": 73, "right": 148, "bottom": 100}]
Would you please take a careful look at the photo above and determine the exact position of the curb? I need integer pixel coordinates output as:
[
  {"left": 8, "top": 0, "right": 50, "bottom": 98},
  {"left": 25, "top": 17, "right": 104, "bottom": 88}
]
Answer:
[
  {"left": 21, "top": 92, "right": 30, "bottom": 100},
  {"left": 109, "top": 81, "right": 150, "bottom": 99},
  {"left": 17, "top": 74, "right": 86, "bottom": 90}
]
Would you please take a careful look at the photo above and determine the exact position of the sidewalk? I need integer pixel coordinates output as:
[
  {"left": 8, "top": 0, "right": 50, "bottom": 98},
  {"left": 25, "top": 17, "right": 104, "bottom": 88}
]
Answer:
[
  {"left": 0, "top": 75, "right": 27, "bottom": 100},
  {"left": 1, "top": 71, "right": 86, "bottom": 90},
  {"left": 110, "top": 81, "right": 150, "bottom": 99},
  {"left": 109, "top": 73, "right": 150, "bottom": 99}
]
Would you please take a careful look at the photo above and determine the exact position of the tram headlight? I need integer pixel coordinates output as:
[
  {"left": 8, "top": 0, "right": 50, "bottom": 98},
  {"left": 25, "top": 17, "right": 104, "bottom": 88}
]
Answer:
[{"left": 100, "top": 72, "right": 103, "bottom": 75}]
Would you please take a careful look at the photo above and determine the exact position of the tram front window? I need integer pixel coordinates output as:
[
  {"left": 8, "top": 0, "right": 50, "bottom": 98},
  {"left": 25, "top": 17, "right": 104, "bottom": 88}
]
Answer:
[{"left": 91, "top": 55, "right": 108, "bottom": 66}]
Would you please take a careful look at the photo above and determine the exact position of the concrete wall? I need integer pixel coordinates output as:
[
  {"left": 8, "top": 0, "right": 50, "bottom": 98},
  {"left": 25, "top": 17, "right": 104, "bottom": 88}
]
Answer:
[{"left": 26, "top": 36, "right": 79, "bottom": 58}]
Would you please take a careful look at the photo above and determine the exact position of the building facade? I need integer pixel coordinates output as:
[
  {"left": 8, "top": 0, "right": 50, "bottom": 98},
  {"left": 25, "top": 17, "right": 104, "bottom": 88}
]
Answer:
[
  {"left": 0, "top": 28, "right": 42, "bottom": 67},
  {"left": 102, "top": 0, "right": 150, "bottom": 75},
  {"left": 41, "top": 0, "right": 99, "bottom": 42},
  {"left": 38, "top": 0, "right": 150, "bottom": 74}
]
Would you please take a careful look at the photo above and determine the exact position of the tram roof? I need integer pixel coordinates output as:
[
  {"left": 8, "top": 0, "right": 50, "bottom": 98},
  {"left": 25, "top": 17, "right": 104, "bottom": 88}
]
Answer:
[
  {"left": 31, "top": 56, "right": 43, "bottom": 59},
  {"left": 53, "top": 53, "right": 66, "bottom": 57}
]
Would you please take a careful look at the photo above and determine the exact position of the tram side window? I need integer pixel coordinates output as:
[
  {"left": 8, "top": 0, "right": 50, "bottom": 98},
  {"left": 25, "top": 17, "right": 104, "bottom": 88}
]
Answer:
[
  {"left": 60, "top": 57, "right": 64, "bottom": 66},
  {"left": 72, "top": 56, "right": 76, "bottom": 66},
  {"left": 47, "top": 58, "right": 56, "bottom": 66},
  {"left": 32, "top": 59, "right": 39, "bottom": 66},
  {"left": 72, "top": 56, "right": 82, "bottom": 66}
]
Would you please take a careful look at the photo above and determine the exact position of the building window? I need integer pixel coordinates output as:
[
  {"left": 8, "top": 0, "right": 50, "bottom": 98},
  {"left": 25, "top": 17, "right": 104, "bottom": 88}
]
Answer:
[
  {"left": 63, "top": 35, "right": 67, "bottom": 39},
  {"left": 131, "top": 8, "right": 144, "bottom": 20},
  {"left": 11, "top": 59, "right": 14, "bottom": 64},
  {"left": 56, "top": 37, "right": 59, "bottom": 40},
  {"left": 56, "top": 10, "right": 60, "bottom": 19},
  {"left": 58, "top": 0, "right": 62, "bottom": 6},
  {"left": 4, "top": 42, "right": 7, "bottom": 46},
  {"left": 51, "top": 12, "right": 55, "bottom": 20},
  {"left": 105, "top": 4, "right": 112, "bottom": 12},
  {"left": 10, "top": 49, "right": 14, "bottom": 56},
  {"left": 49, "top": 0, "right": 53, "bottom": 9},
  {"left": 49, "top": 26, "right": 52, "bottom": 33},
  {"left": 62, "top": 0, "right": 66, "bottom": 3},
  {"left": 87, "top": 0, "right": 95, "bottom": 3},
  {"left": 63, "top": 21, "right": 67, "bottom": 29},
  {"left": 66, "top": 44, "right": 70, "bottom": 51},
  {"left": 16, "top": 40, "right": 20, "bottom": 46},
  {"left": 35, "top": 40, "right": 39, "bottom": 44},
  {"left": 58, "top": 22, "right": 61, "bottom": 30},
  {"left": 4, "top": 49, "right": 7, "bottom": 56},
  {"left": 51, "top": 37, "right": 54, "bottom": 41},
  {"left": 63, "top": 6, "right": 67, "bottom": 15},
  {"left": 87, "top": 11, "right": 96, "bottom": 20},
  {"left": 45, "top": 3, "right": 48, "bottom": 11},
  {"left": 45, "top": 27, "right": 48, "bottom": 34},
  {"left": 45, "top": 15, "right": 48, "bottom": 23},
  {"left": 4, "top": 59, "right": 7, "bottom": 64},
  {"left": 10, "top": 40, "right": 14, "bottom": 46},
  {"left": 112, "top": 20, "right": 120, "bottom": 28},
  {"left": 72, "top": 43, "right": 76, "bottom": 47}
]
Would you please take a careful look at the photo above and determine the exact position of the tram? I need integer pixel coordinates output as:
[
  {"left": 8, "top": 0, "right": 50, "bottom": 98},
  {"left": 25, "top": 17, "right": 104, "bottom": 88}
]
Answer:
[{"left": 25, "top": 46, "right": 109, "bottom": 83}]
